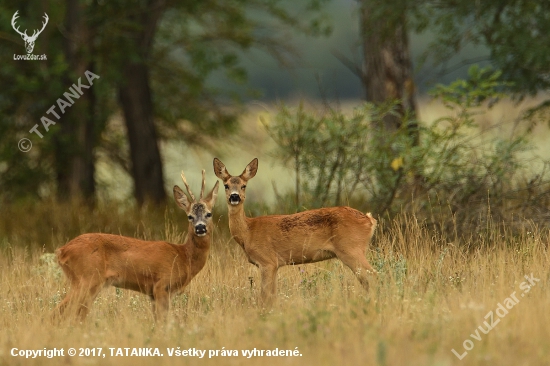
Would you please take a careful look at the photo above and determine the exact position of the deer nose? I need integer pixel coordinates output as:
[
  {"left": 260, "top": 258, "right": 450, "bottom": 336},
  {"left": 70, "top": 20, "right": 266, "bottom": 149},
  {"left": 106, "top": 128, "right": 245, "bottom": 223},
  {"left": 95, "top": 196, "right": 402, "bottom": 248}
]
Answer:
[
  {"left": 194, "top": 224, "right": 207, "bottom": 236},
  {"left": 229, "top": 193, "right": 241, "bottom": 204}
]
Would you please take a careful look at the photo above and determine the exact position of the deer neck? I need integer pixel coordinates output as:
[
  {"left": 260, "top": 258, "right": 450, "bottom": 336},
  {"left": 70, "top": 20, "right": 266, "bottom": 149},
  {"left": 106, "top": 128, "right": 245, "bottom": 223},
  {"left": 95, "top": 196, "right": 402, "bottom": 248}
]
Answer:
[
  {"left": 227, "top": 203, "right": 249, "bottom": 247},
  {"left": 185, "top": 228, "right": 211, "bottom": 277}
]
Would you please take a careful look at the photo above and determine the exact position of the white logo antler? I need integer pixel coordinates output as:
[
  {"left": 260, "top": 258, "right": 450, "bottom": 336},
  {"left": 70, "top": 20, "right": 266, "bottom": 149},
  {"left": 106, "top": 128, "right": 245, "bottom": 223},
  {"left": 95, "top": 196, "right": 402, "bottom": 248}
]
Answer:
[{"left": 11, "top": 11, "right": 49, "bottom": 54}]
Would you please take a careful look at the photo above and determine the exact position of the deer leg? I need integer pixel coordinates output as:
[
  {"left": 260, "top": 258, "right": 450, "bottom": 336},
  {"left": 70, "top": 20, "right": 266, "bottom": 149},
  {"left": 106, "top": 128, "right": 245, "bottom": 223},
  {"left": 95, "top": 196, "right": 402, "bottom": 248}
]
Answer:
[
  {"left": 52, "top": 291, "right": 74, "bottom": 321},
  {"left": 53, "top": 279, "right": 103, "bottom": 321},
  {"left": 52, "top": 263, "right": 79, "bottom": 320},
  {"left": 334, "top": 249, "right": 376, "bottom": 292},
  {"left": 75, "top": 280, "right": 104, "bottom": 321},
  {"left": 152, "top": 282, "right": 170, "bottom": 321},
  {"left": 259, "top": 266, "right": 278, "bottom": 307}
]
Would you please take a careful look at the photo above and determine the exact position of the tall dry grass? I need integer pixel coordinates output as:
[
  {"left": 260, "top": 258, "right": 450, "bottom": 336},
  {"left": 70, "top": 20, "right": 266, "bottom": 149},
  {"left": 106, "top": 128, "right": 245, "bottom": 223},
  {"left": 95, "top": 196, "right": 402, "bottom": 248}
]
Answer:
[
  {"left": 1, "top": 97, "right": 549, "bottom": 365},
  {"left": 0, "top": 202, "right": 549, "bottom": 366}
]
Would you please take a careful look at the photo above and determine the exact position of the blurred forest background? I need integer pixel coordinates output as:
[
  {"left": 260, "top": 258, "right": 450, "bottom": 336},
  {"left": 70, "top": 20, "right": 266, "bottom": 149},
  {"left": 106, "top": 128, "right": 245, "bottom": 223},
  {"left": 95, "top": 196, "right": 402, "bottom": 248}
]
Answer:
[
  {"left": 2, "top": 3, "right": 550, "bottom": 364},
  {"left": 1, "top": 0, "right": 549, "bottom": 244}
]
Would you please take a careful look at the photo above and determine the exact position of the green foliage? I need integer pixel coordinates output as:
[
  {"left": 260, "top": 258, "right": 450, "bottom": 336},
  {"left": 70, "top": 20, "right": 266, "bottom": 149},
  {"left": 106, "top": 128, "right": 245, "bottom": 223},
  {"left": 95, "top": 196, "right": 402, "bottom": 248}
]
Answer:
[
  {"left": 418, "top": 0, "right": 550, "bottom": 108},
  {"left": 265, "top": 66, "right": 550, "bottom": 237},
  {"left": 263, "top": 101, "right": 377, "bottom": 208},
  {"left": 33, "top": 253, "right": 63, "bottom": 281},
  {"left": 429, "top": 66, "right": 510, "bottom": 109},
  {"left": 0, "top": 1, "right": 112, "bottom": 200},
  {"left": 359, "top": 0, "right": 550, "bottom": 127},
  {"left": 0, "top": 0, "right": 331, "bottom": 201},
  {"left": 372, "top": 249, "right": 407, "bottom": 292}
]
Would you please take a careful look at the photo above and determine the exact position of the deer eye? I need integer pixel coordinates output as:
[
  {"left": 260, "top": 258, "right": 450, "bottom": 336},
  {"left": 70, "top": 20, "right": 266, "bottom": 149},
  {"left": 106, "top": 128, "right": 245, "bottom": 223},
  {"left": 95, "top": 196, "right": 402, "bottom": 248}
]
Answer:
[
  {"left": 224, "top": 184, "right": 229, "bottom": 190},
  {"left": 187, "top": 215, "right": 193, "bottom": 221},
  {"left": 241, "top": 185, "right": 246, "bottom": 190},
  {"left": 206, "top": 212, "right": 212, "bottom": 218}
]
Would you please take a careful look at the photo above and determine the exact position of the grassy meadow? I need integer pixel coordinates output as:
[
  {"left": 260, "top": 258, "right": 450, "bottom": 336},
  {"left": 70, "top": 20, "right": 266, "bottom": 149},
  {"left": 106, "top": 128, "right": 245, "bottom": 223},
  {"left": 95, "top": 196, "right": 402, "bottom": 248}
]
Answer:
[{"left": 1, "top": 99, "right": 549, "bottom": 365}]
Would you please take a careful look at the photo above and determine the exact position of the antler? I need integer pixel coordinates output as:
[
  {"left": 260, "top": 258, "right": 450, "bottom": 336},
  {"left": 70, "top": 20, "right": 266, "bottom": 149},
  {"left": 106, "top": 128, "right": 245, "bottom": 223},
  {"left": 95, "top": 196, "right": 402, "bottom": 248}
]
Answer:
[
  {"left": 11, "top": 11, "right": 27, "bottom": 38},
  {"left": 38, "top": 13, "right": 48, "bottom": 36},
  {"left": 199, "top": 170, "right": 206, "bottom": 200},
  {"left": 180, "top": 171, "right": 196, "bottom": 202},
  {"left": 28, "top": 13, "right": 48, "bottom": 40},
  {"left": 11, "top": 11, "right": 48, "bottom": 41}
]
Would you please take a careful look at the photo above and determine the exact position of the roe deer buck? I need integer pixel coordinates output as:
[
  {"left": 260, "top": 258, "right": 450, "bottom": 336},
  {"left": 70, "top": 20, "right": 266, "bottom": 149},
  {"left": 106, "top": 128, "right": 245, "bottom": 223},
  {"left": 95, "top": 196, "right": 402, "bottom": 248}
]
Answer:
[
  {"left": 53, "top": 170, "right": 219, "bottom": 321},
  {"left": 213, "top": 158, "right": 377, "bottom": 306}
]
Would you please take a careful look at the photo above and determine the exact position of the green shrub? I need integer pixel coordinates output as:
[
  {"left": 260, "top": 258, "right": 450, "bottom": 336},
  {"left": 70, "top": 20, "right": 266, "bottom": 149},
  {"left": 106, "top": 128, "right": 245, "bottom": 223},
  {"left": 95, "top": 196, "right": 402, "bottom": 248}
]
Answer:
[{"left": 263, "top": 66, "right": 550, "bottom": 240}]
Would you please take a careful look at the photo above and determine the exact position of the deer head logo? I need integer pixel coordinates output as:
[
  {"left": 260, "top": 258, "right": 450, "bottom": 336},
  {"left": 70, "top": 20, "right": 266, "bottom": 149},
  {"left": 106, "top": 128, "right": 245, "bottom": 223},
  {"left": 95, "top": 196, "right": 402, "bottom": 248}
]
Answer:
[{"left": 11, "top": 11, "right": 49, "bottom": 54}]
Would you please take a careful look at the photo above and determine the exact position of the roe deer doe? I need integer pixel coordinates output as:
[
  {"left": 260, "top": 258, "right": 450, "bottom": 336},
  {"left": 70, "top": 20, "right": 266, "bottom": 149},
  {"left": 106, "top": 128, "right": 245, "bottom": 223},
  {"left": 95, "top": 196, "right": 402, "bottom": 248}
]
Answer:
[
  {"left": 53, "top": 170, "right": 219, "bottom": 321},
  {"left": 213, "top": 158, "right": 377, "bottom": 306}
]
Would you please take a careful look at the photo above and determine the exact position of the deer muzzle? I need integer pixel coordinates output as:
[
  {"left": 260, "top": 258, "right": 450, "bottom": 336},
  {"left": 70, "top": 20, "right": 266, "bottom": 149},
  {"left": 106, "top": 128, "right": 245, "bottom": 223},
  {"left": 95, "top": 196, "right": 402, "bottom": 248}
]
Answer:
[
  {"left": 229, "top": 193, "right": 241, "bottom": 205},
  {"left": 194, "top": 224, "right": 207, "bottom": 236}
]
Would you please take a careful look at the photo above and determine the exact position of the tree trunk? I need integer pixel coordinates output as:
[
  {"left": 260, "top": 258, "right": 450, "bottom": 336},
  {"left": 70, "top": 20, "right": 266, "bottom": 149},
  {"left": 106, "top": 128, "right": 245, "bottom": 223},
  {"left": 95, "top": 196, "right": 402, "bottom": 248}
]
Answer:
[
  {"left": 359, "top": 0, "right": 418, "bottom": 140},
  {"left": 117, "top": 0, "right": 166, "bottom": 205},
  {"left": 119, "top": 64, "right": 165, "bottom": 205},
  {"left": 358, "top": 0, "right": 421, "bottom": 214},
  {"left": 55, "top": 0, "right": 95, "bottom": 203}
]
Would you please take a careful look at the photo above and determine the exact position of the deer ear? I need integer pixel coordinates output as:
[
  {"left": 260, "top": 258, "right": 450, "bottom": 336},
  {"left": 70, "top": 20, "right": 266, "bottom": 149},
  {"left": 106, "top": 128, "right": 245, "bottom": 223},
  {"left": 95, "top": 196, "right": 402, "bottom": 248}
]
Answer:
[
  {"left": 241, "top": 158, "right": 258, "bottom": 180},
  {"left": 213, "top": 158, "right": 230, "bottom": 181},
  {"left": 173, "top": 185, "right": 190, "bottom": 211},
  {"left": 204, "top": 181, "right": 219, "bottom": 208}
]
